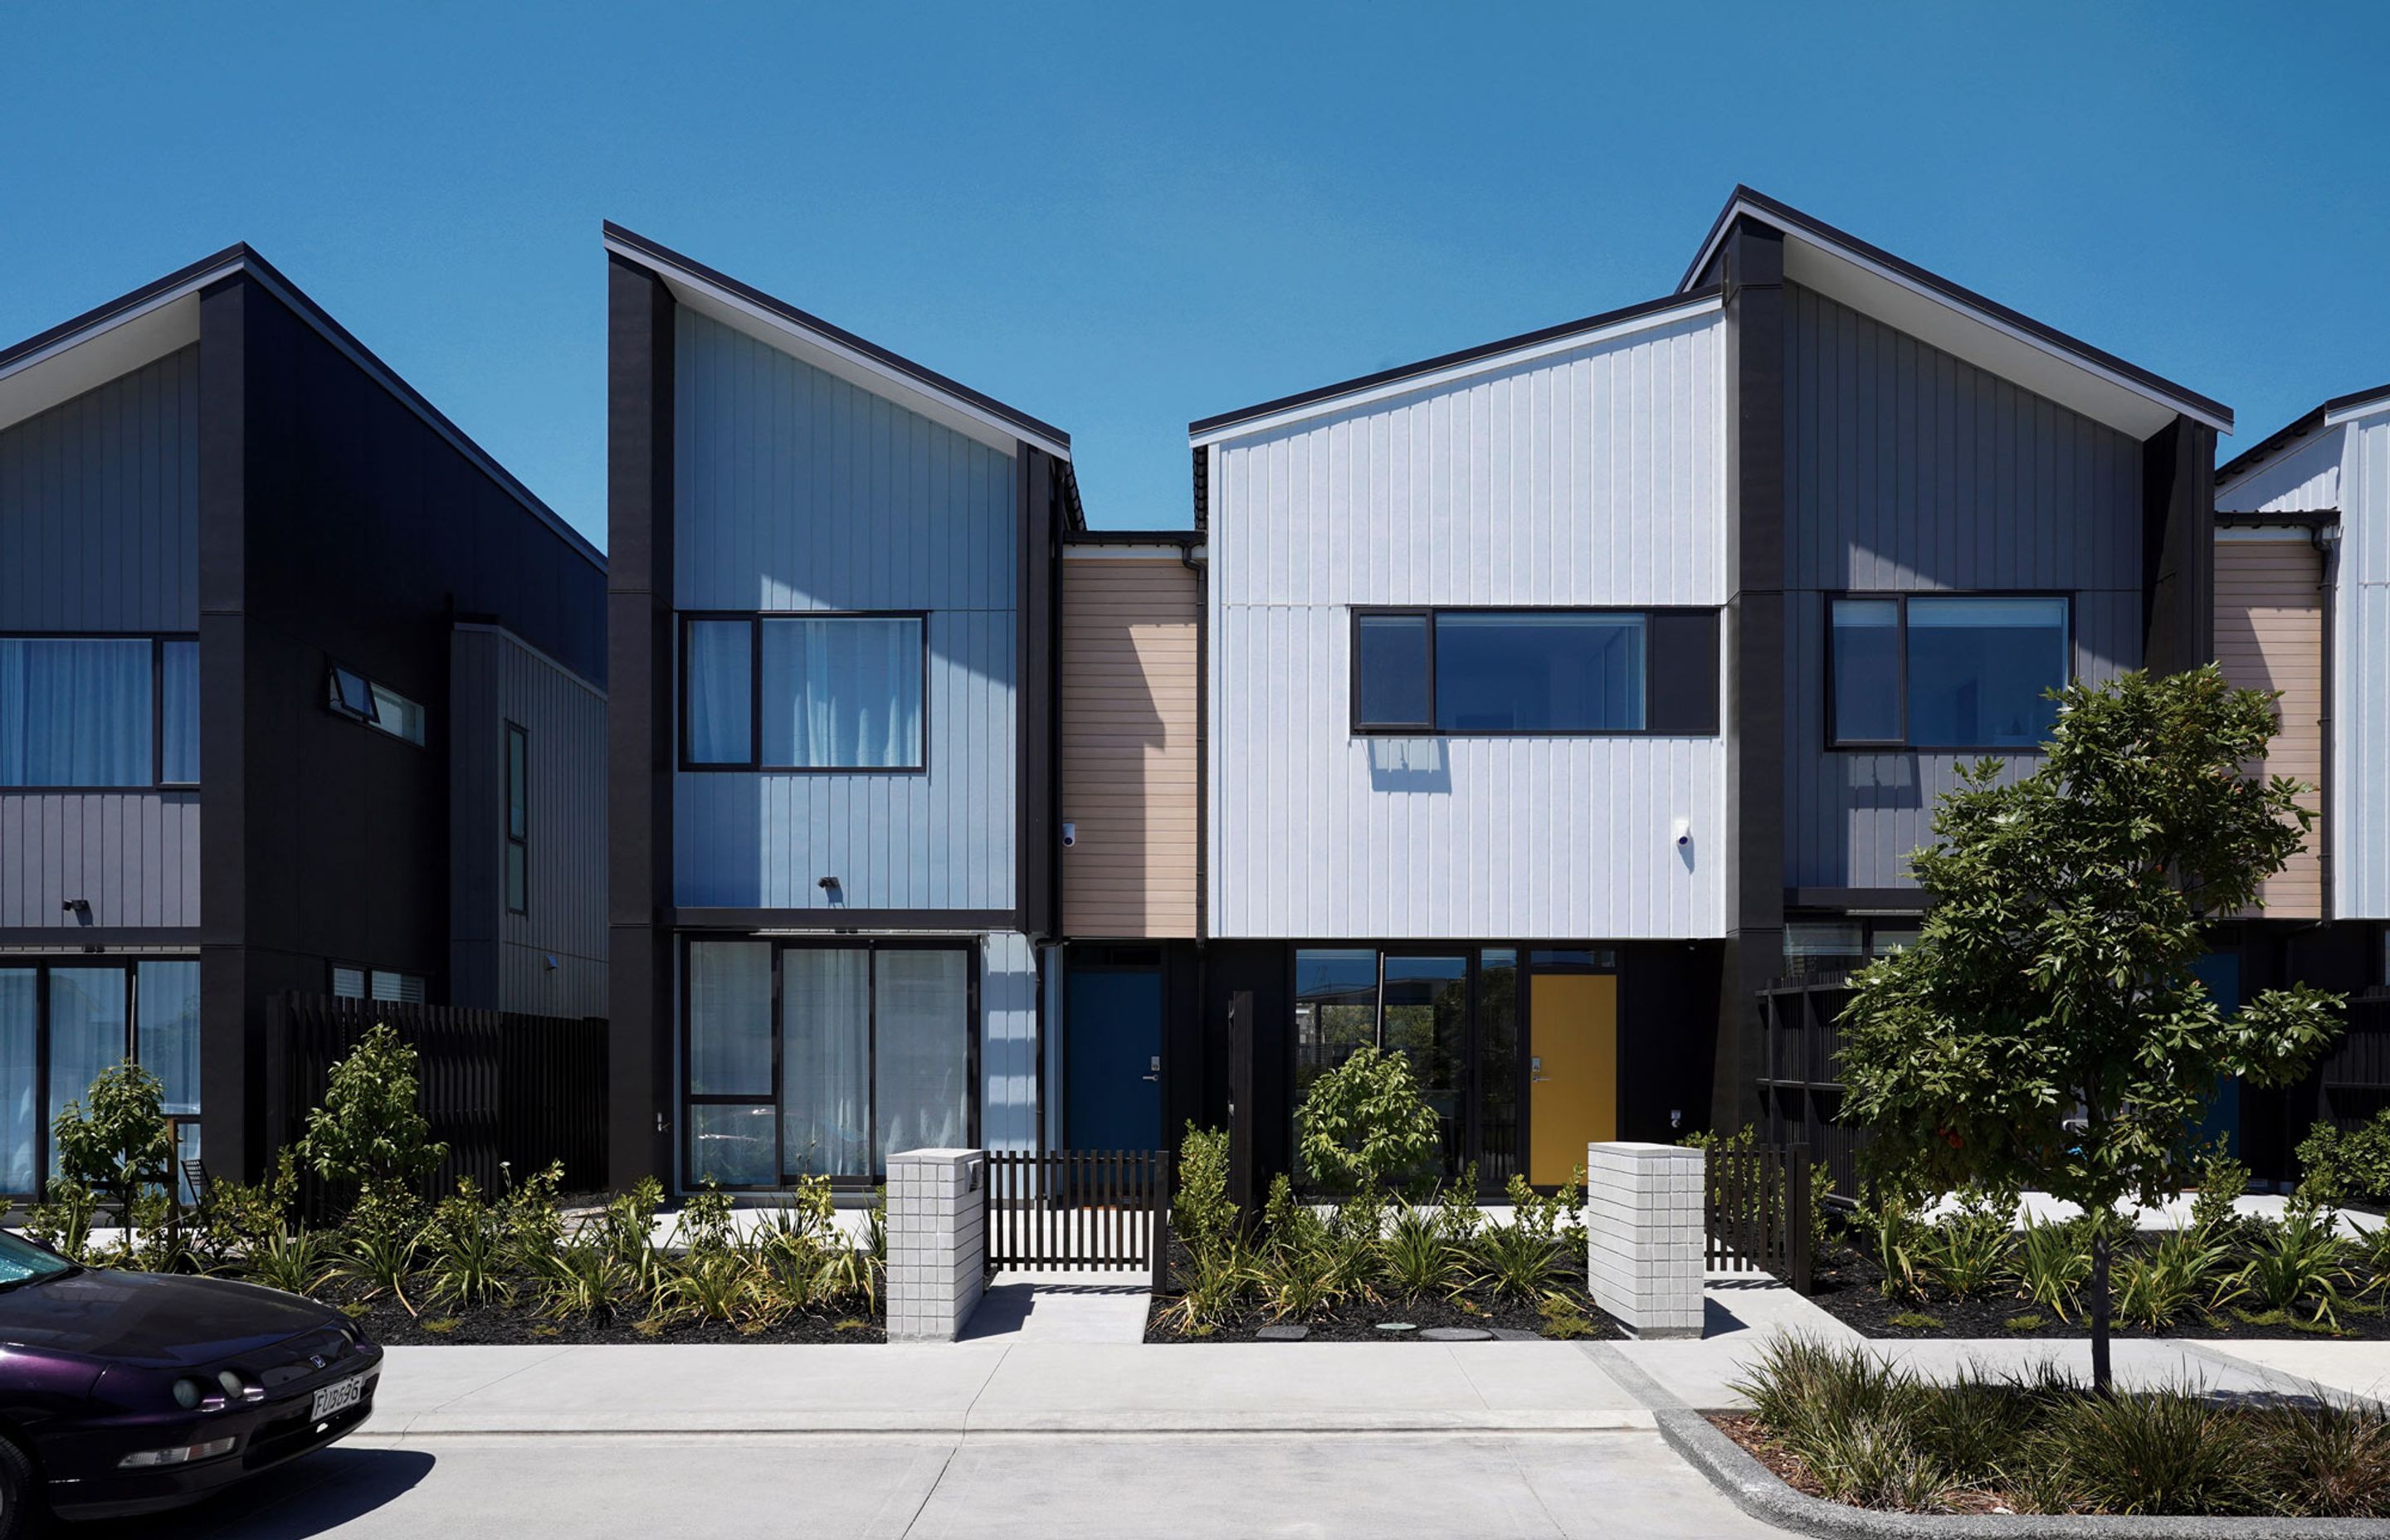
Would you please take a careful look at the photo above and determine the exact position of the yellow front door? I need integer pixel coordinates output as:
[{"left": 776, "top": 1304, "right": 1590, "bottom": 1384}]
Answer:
[{"left": 1528, "top": 972, "right": 1617, "bottom": 1186}]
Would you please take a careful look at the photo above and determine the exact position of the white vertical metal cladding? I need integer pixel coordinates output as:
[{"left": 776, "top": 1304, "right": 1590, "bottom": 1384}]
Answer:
[
  {"left": 980, "top": 931, "right": 1038, "bottom": 1153},
  {"left": 2217, "top": 431, "right": 2342, "bottom": 515},
  {"left": 2335, "top": 409, "right": 2390, "bottom": 918},
  {"left": 1206, "top": 306, "right": 1728, "bottom": 939}
]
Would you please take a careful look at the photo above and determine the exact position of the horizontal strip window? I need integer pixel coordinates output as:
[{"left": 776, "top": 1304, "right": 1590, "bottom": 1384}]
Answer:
[
  {"left": 1828, "top": 593, "right": 2071, "bottom": 751},
  {"left": 0, "top": 635, "right": 198, "bottom": 789},
  {"left": 325, "top": 662, "right": 427, "bottom": 747},
  {"left": 680, "top": 612, "right": 927, "bottom": 772},
  {"left": 330, "top": 964, "right": 426, "bottom": 1005},
  {"left": 1349, "top": 608, "right": 1719, "bottom": 737}
]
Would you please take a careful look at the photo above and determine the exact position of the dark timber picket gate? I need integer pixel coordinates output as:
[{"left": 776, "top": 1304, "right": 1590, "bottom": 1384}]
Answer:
[
  {"left": 1704, "top": 1139, "right": 1814, "bottom": 1294},
  {"left": 983, "top": 1150, "right": 1171, "bottom": 1293}
]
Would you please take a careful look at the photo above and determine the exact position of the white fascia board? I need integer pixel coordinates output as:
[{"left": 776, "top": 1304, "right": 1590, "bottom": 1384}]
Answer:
[
  {"left": 0, "top": 269, "right": 227, "bottom": 434},
  {"left": 607, "top": 233, "right": 1068, "bottom": 463},
  {"left": 1695, "top": 197, "right": 2231, "bottom": 440},
  {"left": 1188, "top": 295, "right": 1723, "bottom": 448},
  {"left": 2324, "top": 391, "right": 2390, "bottom": 428}
]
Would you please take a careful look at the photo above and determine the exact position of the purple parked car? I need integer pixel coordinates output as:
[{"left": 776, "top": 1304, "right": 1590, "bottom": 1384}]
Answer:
[{"left": 0, "top": 1227, "right": 380, "bottom": 1533}]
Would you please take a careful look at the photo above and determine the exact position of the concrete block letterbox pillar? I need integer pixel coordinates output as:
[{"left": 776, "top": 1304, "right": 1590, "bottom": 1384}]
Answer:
[
  {"left": 1583, "top": 1141, "right": 1705, "bottom": 1339},
  {"left": 885, "top": 1148, "right": 987, "bottom": 1343}
]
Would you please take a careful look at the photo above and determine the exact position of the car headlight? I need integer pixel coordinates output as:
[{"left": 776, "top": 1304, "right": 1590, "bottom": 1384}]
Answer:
[
  {"left": 171, "top": 1378, "right": 205, "bottom": 1411},
  {"left": 217, "top": 1369, "right": 260, "bottom": 1401}
]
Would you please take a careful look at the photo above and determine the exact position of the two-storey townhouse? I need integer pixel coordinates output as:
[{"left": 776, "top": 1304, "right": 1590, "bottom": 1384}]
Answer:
[
  {"left": 2207, "top": 387, "right": 2390, "bottom": 1169},
  {"left": 0, "top": 247, "right": 607, "bottom": 1192},
  {"left": 603, "top": 227, "right": 1079, "bottom": 1194},
  {"left": 1186, "top": 188, "right": 2231, "bottom": 1192}
]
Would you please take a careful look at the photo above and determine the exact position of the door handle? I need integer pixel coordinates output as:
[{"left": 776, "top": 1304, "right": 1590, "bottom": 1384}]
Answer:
[
  {"left": 1142, "top": 1055, "right": 1160, "bottom": 1082},
  {"left": 1530, "top": 1055, "right": 1549, "bottom": 1084}
]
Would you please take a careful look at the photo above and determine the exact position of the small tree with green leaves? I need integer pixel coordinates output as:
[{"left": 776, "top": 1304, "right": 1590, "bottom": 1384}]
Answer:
[
  {"left": 1295, "top": 1045, "right": 1441, "bottom": 1198},
  {"left": 300, "top": 1023, "right": 447, "bottom": 1213},
  {"left": 1838, "top": 665, "right": 2343, "bottom": 1392},
  {"left": 52, "top": 1060, "right": 177, "bottom": 1248}
]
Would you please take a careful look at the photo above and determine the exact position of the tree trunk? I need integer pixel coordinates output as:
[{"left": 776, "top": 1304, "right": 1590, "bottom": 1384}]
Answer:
[{"left": 2089, "top": 1223, "right": 2113, "bottom": 1396}]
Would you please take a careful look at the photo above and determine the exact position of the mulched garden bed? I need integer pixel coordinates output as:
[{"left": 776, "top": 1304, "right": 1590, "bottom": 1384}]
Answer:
[
  {"left": 317, "top": 1280, "right": 884, "bottom": 1345},
  {"left": 1798, "top": 1234, "right": 2390, "bottom": 1342},
  {"left": 1139, "top": 1241, "right": 1627, "bottom": 1343}
]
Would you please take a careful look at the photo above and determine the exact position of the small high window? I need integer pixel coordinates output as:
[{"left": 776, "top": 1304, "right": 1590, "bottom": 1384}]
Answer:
[
  {"left": 325, "top": 664, "right": 426, "bottom": 746},
  {"left": 1829, "top": 594, "right": 2070, "bottom": 749}
]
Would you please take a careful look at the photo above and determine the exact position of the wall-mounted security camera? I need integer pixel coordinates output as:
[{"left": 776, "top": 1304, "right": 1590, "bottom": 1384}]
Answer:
[
  {"left": 1671, "top": 818, "right": 1691, "bottom": 849},
  {"left": 1061, "top": 821, "right": 1076, "bottom": 849}
]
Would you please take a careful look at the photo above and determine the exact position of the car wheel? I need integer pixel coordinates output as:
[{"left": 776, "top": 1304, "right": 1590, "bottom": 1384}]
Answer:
[{"left": 0, "top": 1435, "right": 32, "bottom": 1540}]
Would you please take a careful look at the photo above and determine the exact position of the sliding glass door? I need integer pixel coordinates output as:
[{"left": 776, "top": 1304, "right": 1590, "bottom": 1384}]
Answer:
[
  {"left": 681, "top": 938, "right": 976, "bottom": 1191},
  {"left": 0, "top": 958, "right": 202, "bottom": 1201}
]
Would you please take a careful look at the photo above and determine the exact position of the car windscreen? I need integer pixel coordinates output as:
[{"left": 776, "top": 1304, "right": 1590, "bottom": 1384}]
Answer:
[{"left": 0, "top": 1230, "right": 75, "bottom": 1284}]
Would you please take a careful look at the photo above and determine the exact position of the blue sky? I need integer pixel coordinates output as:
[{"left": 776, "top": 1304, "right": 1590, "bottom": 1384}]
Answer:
[{"left": 3, "top": 2, "right": 2384, "bottom": 542}]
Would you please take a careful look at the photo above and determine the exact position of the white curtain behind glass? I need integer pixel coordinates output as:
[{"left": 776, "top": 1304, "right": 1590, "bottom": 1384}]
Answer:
[
  {"left": 46, "top": 968, "right": 127, "bottom": 1177},
  {"left": 872, "top": 950, "right": 968, "bottom": 1167},
  {"left": 685, "top": 621, "right": 753, "bottom": 764},
  {"left": 0, "top": 972, "right": 33, "bottom": 1195},
  {"left": 761, "top": 618, "right": 923, "bottom": 768},
  {"left": 781, "top": 949, "right": 871, "bottom": 1177},
  {"left": 136, "top": 961, "right": 202, "bottom": 1116},
  {"left": 0, "top": 638, "right": 152, "bottom": 786},
  {"left": 160, "top": 641, "right": 199, "bottom": 782}
]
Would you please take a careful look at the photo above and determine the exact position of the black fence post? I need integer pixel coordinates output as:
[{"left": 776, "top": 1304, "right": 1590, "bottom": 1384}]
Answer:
[{"left": 1151, "top": 1148, "right": 1173, "bottom": 1295}]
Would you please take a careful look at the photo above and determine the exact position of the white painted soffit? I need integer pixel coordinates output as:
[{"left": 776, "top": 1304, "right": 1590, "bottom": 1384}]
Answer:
[
  {"left": 0, "top": 275, "right": 221, "bottom": 435},
  {"left": 1685, "top": 197, "right": 2233, "bottom": 441},
  {"left": 605, "top": 231, "right": 1070, "bottom": 463},
  {"left": 1188, "top": 294, "right": 1723, "bottom": 448}
]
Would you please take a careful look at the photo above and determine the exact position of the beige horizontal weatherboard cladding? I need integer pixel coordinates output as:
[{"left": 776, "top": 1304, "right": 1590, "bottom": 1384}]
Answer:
[
  {"left": 2215, "top": 537, "right": 2324, "bottom": 919},
  {"left": 1061, "top": 558, "right": 1200, "bottom": 938}
]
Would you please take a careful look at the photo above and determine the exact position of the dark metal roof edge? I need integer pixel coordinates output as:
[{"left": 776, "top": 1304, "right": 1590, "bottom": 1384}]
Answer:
[
  {"left": 2218, "top": 383, "right": 2390, "bottom": 486},
  {"left": 2216, "top": 508, "right": 2339, "bottom": 529},
  {"left": 1682, "top": 185, "right": 2235, "bottom": 431},
  {"left": 0, "top": 244, "right": 603, "bottom": 573},
  {"left": 1063, "top": 527, "right": 1200, "bottom": 546},
  {"left": 1187, "top": 286, "right": 1724, "bottom": 439},
  {"left": 602, "top": 221, "right": 1071, "bottom": 451}
]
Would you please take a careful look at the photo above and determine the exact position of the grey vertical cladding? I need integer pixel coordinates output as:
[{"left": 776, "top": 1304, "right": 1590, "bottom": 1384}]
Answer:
[
  {"left": 0, "top": 344, "right": 201, "bottom": 632},
  {"left": 450, "top": 626, "right": 608, "bottom": 1019},
  {"left": 668, "top": 309, "right": 1018, "bottom": 911},
  {"left": 0, "top": 793, "right": 199, "bottom": 927},
  {"left": 0, "top": 345, "right": 205, "bottom": 932},
  {"left": 1780, "top": 284, "right": 2144, "bottom": 889}
]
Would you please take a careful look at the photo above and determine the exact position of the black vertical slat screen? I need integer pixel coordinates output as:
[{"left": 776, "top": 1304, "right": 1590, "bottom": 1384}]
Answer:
[
  {"left": 274, "top": 994, "right": 607, "bottom": 1221},
  {"left": 982, "top": 1149, "right": 1166, "bottom": 1275}
]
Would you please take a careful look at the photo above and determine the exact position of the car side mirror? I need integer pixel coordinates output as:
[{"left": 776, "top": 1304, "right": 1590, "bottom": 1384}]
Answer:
[{"left": 22, "top": 1233, "right": 60, "bottom": 1257}]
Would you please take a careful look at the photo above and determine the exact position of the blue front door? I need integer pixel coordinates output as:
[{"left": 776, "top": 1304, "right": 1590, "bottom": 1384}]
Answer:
[
  {"left": 1066, "top": 967, "right": 1163, "bottom": 1151},
  {"left": 2191, "top": 952, "right": 2243, "bottom": 1155}
]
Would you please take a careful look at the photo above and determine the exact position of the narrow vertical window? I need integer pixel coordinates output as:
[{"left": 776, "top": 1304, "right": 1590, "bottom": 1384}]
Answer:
[
  {"left": 160, "top": 640, "right": 199, "bottom": 784},
  {"left": 1353, "top": 615, "right": 1432, "bottom": 729},
  {"left": 505, "top": 724, "right": 529, "bottom": 916},
  {"left": 684, "top": 619, "right": 754, "bottom": 765}
]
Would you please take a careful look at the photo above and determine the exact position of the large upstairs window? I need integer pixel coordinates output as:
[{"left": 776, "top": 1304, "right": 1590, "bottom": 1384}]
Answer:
[
  {"left": 1350, "top": 608, "right": 1719, "bottom": 736},
  {"left": 1829, "top": 594, "right": 2071, "bottom": 750},
  {"left": 681, "top": 613, "right": 926, "bottom": 771},
  {"left": 0, "top": 636, "right": 198, "bottom": 787}
]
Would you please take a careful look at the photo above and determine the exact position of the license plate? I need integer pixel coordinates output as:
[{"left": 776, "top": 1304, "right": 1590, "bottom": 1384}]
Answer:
[{"left": 310, "top": 1374, "right": 365, "bottom": 1421}]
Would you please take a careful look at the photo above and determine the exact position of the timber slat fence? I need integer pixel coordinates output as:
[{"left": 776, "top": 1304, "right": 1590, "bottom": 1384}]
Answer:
[
  {"left": 983, "top": 1149, "right": 1169, "bottom": 1293},
  {"left": 268, "top": 994, "right": 608, "bottom": 1217},
  {"left": 1705, "top": 1139, "right": 1814, "bottom": 1294}
]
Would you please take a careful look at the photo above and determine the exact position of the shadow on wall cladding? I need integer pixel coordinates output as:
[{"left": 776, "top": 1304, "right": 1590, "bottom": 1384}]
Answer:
[{"left": 667, "top": 308, "right": 1021, "bottom": 912}]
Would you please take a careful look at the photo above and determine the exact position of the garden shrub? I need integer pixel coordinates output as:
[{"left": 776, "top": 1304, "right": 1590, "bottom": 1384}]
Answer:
[
  {"left": 301, "top": 1023, "right": 447, "bottom": 1211},
  {"left": 2186, "top": 1137, "right": 2252, "bottom": 1238},
  {"left": 1172, "top": 1123, "right": 1236, "bottom": 1257},
  {"left": 51, "top": 1059, "right": 176, "bottom": 1244},
  {"left": 2297, "top": 1111, "right": 2390, "bottom": 1209},
  {"left": 1294, "top": 1045, "right": 1439, "bottom": 1196}
]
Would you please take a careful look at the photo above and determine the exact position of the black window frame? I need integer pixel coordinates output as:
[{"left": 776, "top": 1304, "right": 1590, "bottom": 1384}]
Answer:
[
  {"left": 676, "top": 611, "right": 933, "bottom": 774},
  {"left": 324, "top": 660, "right": 427, "bottom": 748},
  {"left": 1824, "top": 590, "right": 2075, "bottom": 753},
  {"left": 678, "top": 934, "right": 981, "bottom": 1193},
  {"left": 0, "top": 631, "right": 200, "bottom": 792},
  {"left": 504, "top": 721, "right": 529, "bottom": 917},
  {"left": 1347, "top": 606, "right": 1720, "bottom": 738}
]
